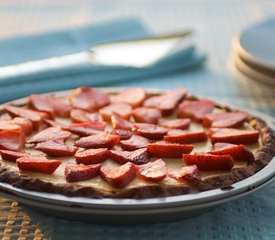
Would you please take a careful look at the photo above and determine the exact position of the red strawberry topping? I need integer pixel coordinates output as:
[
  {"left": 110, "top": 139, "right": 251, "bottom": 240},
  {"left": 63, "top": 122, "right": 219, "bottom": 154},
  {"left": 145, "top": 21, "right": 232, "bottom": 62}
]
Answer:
[
  {"left": 177, "top": 99, "right": 215, "bottom": 121},
  {"left": 159, "top": 118, "right": 191, "bottom": 130},
  {"left": 0, "top": 130, "right": 25, "bottom": 151},
  {"left": 136, "top": 159, "right": 167, "bottom": 182},
  {"left": 209, "top": 128, "right": 259, "bottom": 144},
  {"left": 111, "top": 88, "right": 146, "bottom": 107},
  {"left": 183, "top": 153, "right": 234, "bottom": 171},
  {"left": 164, "top": 131, "right": 208, "bottom": 144},
  {"left": 100, "top": 102, "right": 132, "bottom": 122},
  {"left": 100, "top": 162, "right": 136, "bottom": 188},
  {"left": 65, "top": 164, "right": 101, "bottom": 182},
  {"left": 68, "top": 121, "right": 107, "bottom": 136},
  {"left": 74, "top": 134, "right": 120, "bottom": 149},
  {"left": 133, "top": 123, "right": 168, "bottom": 140},
  {"left": 169, "top": 165, "right": 201, "bottom": 182},
  {"left": 109, "top": 148, "right": 149, "bottom": 165},
  {"left": 75, "top": 148, "right": 109, "bottom": 164},
  {"left": 28, "top": 127, "right": 71, "bottom": 143},
  {"left": 68, "top": 86, "right": 110, "bottom": 112},
  {"left": 143, "top": 88, "right": 187, "bottom": 116},
  {"left": 16, "top": 156, "right": 62, "bottom": 174},
  {"left": 35, "top": 139, "right": 77, "bottom": 157},
  {"left": 203, "top": 112, "right": 247, "bottom": 128},
  {"left": 111, "top": 113, "right": 133, "bottom": 130},
  {"left": 147, "top": 142, "right": 194, "bottom": 158},
  {"left": 132, "top": 107, "right": 162, "bottom": 124},
  {"left": 70, "top": 109, "right": 99, "bottom": 123},
  {"left": 209, "top": 143, "right": 255, "bottom": 161},
  {"left": 120, "top": 135, "right": 150, "bottom": 151},
  {"left": 4, "top": 105, "right": 42, "bottom": 128},
  {"left": 0, "top": 150, "right": 30, "bottom": 162}
]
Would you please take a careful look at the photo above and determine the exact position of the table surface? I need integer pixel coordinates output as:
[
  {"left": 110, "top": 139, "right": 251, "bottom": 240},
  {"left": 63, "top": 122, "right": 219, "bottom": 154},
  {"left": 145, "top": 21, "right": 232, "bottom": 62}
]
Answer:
[{"left": 0, "top": 1, "right": 274, "bottom": 239}]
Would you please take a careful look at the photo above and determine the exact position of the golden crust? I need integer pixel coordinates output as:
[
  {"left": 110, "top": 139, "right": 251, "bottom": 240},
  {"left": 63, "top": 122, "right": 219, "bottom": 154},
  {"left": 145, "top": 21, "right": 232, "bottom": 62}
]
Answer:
[{"left": 0, "top": 91, "right": 274, "bottom": 199}]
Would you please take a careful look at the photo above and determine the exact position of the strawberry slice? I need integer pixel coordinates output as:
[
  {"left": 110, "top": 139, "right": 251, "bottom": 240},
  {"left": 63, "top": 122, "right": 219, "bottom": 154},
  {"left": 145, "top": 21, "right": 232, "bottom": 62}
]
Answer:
[
  {"left": 112, "top": 129, "right": 133, "bottom": 140},
  {"left": 49, "top": 97, "right": 72, "bottom": 118},
  {"left": 132, "top": 107, "right": 162, "bottom": 124},
  {"left": 28, "top": 94, "right": 54, "bottom": 115},
  {"left": 166, "top": 129, "right": 186, "bottom": 135},
  {"left": 74, "top": 134, "right": 120, "bottom": 149},
  {"left": 75, "top": 148, "right": 109, "bottom": 164},
  {"left": 120, "top": 135, "right": 150, "bottom": 151},
  {"left": 177, "top": 99, "right": 215, "bottom": 121},
  {"left": 159, "top": 119, "right": 191, "bottom": 130},
  {"left": 70, "top": 109, "right": 99, "bottom": 123},
  {"left": 65, "top": 164, "right": 101, "bottom": 182},
  {"left": 16, "top": 156, "right": 62, "bottom": 174},
  {"left": 209, "top": 128, "right": 259, "bottom": 144},
  {"left": 99, "top": 103, "right": 132, "bottom": 122},
  {"left": 111, "top": 113, "right": 133, "bottom": 130},
  {"left": 183, "top": 153, "right": 234, "bottom": 171},
  {"left": 111, "top": 88, "right": 146, "bottom": 107},
  {"left": 203, "top": 112, "right": 248, "bottom": 128},
  {"left": 100, "top": 162, "right": 136, "bottom": 188},
  {"left": 29, "top": 94, "right": 71, "bottom": 118},
  {"left": 43, "top": 118, "right": 65, "bottom": 128},
  {"left": 0, "top": 150, "right": 30, "bottom": 162},
  {"left": 68, "top": 87, "right": 110, "bottom": 112},
  {"left": 0, "top": 118, "right": 33, "bottom": 136},
  {"left": 133, "top": 123, "right": 168, "bottom": 140},
  {"left": 164, "top": 131, "right": 208, "bottom": 144},
  {"left": 68, "top": 121, "right": 107, "bottom": 136},
  {"left": 147, "top": 142, "right": 194, "bottom": 158},
  {"left": 39, "top": 111, "right": 54, "bottom": 120},
  {"left": 143, "top": 88, "right": 187, "bottom": 116},
  {"left": 209, "top": 143, "right": 255, "bottom": 161},
  {"left": 4, "top": 105, "right": 42, "bottom": 128},
  {"left": 136, "top": 159, "right": 167, "bottom": 182},
  {"left": 30, "top": 94, "right": 71, "bottom": 117},
  {"left": 28, "top": 127, "right": 71, "bottom": 143},
  {"left": 0, "top": 121, "right": 21, "bottom": 131},
  {"left": 0, "top": 130, "right": 25, "bottom": 151},
  {"left": 11, "top": 117, "right": 33, "bottom": 135},
  {"left": 35, "top": 139, "right": 77, "bottom": 157},
  {"left": 169, "top": 165, "right": 201, "bottom": 182},
  {"left": 109, "top": 148, "right": 149, "bottom": 165}
]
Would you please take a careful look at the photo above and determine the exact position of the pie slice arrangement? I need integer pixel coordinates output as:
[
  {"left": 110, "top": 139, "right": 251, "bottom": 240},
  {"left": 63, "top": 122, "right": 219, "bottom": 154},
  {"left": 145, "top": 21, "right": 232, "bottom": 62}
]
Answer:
[{"left": 0, "top": 86, "right": 274, "bottom": 198}]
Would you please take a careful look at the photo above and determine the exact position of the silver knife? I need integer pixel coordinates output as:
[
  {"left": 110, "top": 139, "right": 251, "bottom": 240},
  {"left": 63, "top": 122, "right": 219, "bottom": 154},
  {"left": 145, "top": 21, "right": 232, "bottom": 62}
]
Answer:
[{"left": 0, "top": 30, "right": 193, "bottom": 81}]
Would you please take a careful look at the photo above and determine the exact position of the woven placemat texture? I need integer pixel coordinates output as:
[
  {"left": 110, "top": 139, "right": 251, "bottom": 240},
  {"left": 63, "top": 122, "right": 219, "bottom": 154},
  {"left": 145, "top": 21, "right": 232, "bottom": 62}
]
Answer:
[{"left": 0, "top": 198, "right": 51, "bottom": 240}]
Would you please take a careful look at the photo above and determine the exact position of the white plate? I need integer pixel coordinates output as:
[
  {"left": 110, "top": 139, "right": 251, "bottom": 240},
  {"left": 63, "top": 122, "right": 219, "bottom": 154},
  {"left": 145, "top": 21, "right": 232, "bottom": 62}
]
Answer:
[
  {"left": 232, "top": 53, "right": 275, "bottom": 87},
  {"left": 234, "top": 18, "right": 275, "bottom": 72},
  {"left": 0, "top": 89, "right": 274, "bottom": 224}
]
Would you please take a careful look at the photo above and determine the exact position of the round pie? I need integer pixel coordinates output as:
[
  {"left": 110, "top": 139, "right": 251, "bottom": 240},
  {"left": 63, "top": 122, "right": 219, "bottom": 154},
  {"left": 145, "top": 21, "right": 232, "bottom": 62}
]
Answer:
[{"left": 0, "top": 87, "right": 274, "bottom": 198}]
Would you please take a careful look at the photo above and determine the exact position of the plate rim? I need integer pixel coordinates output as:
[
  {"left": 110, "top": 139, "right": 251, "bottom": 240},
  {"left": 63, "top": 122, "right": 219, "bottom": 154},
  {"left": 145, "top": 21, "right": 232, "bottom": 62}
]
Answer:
[
  {"left": 233, "top": 18, "right": 275, "bottom": 72},
  {"left": 233, "top": 52, "right": 275, "bottom": 87},
  {"left": 1, "top": 174, "right": 275, "bottom": 215},
  {"left": 0, "top": 158, "right": 274, "bottom": 210}
]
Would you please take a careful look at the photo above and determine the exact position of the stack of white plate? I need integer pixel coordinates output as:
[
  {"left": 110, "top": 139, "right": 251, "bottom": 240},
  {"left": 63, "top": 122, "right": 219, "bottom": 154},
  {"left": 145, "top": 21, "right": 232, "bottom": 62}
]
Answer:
[{"left": 230, "top": 18, "right": 275, "bottom": 87}]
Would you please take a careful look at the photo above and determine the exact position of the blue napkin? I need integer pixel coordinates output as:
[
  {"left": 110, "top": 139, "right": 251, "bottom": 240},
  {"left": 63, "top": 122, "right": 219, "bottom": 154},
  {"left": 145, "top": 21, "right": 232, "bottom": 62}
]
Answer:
[{"left": 0, "top": 18, "right": 205, "bottom": 102}]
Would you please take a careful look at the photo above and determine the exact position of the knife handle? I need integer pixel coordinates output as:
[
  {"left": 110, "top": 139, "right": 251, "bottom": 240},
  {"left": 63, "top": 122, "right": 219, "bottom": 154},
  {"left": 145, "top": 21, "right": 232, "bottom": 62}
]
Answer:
[{"left": 0, "top": 52, "right": 101, "bottom": 85}]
